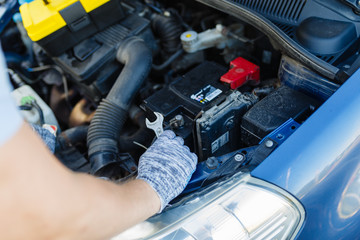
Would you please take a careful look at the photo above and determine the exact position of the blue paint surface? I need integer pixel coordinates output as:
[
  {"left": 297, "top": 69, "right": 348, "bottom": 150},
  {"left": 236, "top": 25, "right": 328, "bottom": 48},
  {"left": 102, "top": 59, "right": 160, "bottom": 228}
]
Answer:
[
  {"left": 252, "top": 68, "right": 360, "bottom": 239},
  {"left": 0, "top": 0, "right": 19, "bottom": 34}
]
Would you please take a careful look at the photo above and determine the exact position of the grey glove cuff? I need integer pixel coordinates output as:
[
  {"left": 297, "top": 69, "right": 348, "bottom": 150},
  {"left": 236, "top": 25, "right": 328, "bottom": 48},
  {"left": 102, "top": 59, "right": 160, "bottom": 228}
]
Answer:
[
  {"left": 137, "top": 130, "right": 197, "bottom": 212},
  {"left": 30, "top": 124, "right": 56, "bottom": 153}
]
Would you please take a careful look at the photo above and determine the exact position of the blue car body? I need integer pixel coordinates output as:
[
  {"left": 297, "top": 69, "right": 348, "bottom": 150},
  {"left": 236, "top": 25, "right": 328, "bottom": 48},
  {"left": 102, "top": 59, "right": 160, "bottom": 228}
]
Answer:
[{"left": 253, "top": 68, "right": 360, "bottom": 239}]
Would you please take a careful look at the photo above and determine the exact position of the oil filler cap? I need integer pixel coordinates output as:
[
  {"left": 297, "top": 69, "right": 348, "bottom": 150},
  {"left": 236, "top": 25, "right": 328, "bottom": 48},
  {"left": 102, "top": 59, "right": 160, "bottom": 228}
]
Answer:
[{"left": 220, "top": 57, "right": 260, "bottom": 89}]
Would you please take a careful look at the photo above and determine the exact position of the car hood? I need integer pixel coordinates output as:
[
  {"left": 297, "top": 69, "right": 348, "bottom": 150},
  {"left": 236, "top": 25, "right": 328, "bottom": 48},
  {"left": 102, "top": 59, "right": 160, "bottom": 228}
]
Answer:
[{"left": 252, "top": 68, "right": 360, "bottom": 239}]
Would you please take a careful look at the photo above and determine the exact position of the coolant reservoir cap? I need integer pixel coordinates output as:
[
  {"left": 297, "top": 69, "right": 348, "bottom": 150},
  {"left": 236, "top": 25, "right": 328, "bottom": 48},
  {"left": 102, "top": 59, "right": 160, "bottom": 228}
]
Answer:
[{"left": 181, "top": 31, "right": 198, "bottom": 45}]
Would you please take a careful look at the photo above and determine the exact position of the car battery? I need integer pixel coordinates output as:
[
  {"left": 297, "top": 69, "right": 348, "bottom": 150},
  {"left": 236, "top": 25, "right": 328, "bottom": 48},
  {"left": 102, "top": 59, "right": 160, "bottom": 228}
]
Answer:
[
  {"left": 20, "top": 0, "right": 126, "bottom": 56},
  {"left": 143, "top": 61, "right": 257, "bottom": 161}
]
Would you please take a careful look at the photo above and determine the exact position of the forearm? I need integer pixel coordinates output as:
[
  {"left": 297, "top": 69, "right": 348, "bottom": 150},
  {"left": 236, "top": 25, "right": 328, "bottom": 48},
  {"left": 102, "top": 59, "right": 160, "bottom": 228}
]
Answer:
[
  {"left": 59, "top": 175, "right": 160, "bottom": 240},
  {"left": 0, "top": 122, "right": 159, "bottom": 240}
]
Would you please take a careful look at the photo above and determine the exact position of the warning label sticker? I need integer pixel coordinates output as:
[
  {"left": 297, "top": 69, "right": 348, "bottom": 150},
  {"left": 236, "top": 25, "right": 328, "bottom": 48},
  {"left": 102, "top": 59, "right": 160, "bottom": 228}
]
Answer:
[
  {"left": 211, "top": 131, "right": 229, "bottom": 153},
  {"left": 191, "top": 85, "right": 222, "bottom": 104}
]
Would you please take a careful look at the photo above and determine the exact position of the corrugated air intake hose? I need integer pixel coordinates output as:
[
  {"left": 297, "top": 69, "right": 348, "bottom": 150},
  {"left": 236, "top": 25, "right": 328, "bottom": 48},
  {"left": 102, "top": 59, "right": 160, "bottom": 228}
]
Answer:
[{"left": 87, "top": 37, "right": 152, "bottom": 176}]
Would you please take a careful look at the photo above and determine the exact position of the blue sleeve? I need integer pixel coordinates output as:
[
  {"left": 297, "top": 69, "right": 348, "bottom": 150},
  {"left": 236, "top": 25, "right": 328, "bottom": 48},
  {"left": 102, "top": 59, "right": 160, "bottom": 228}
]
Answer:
[{"left": 0, "top": 51, "right": 22, "bottom": 146}]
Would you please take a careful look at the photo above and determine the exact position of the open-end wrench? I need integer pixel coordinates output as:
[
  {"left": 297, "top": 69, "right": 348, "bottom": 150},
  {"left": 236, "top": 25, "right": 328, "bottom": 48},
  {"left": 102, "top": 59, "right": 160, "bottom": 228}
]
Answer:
[{"left": 145, "top": 112, "right": 164, "bottom": 138}]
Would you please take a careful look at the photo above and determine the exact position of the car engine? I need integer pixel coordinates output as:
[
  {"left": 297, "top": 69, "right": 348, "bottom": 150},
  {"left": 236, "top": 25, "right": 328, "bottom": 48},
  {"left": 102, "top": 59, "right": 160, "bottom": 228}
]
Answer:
[{"left": 3, "top": 0, "right": 357, "bottom": 194}]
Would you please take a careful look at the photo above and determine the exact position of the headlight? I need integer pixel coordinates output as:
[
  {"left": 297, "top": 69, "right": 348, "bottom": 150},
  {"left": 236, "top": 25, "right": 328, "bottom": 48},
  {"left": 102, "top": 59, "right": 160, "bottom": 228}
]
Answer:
[{"left": 113, "top": 172, "right": 305, "bottom": 240}]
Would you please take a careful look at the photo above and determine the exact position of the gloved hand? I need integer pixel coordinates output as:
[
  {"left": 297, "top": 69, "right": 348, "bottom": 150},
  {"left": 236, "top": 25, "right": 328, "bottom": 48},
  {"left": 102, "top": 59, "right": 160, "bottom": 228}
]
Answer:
[
  {"left": 30, "top": 124, "right": 56, "bottom": 153},
  {"left": 136, "top": 130, "right": 198, "bottom": 212}
]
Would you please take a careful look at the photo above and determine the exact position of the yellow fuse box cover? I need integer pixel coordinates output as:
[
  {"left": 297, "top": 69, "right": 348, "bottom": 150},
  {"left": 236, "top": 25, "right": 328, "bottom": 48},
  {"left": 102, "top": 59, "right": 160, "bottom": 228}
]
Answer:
[{"left": 20, "top": 0, "right": 110, "bottom": 41}]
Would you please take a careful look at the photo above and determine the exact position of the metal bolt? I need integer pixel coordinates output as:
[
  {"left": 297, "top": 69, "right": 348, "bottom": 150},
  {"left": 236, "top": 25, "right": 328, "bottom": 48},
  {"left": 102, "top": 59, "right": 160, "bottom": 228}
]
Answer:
[
  {"left": 175, "top": 115, "right": 183, "bottom": 121},
  {"left": 170, "top": 115, "right": 185, "bottom": 129},
  {"left": 234, "top": 154, "right": 244, "bottom": 162},
  {"left": 175, "top": 115, "right": 185, "bottom": 127},
  {"left": 265, "top": 140, "right": 274, "bottom": 148},
  {"left": 164, "top": 11, "right": 171, "bottom": 17},
  {"left": 206, "top": 157, "right": 219, "bottom": 169},
  {"left": 276, "top": 134, "right": 284, "bottom": 140}
]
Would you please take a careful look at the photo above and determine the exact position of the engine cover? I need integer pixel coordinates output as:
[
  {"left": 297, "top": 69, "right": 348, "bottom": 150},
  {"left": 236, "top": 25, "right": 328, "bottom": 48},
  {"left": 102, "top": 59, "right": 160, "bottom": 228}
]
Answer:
[{"left": 52, "top": 1, "right": 155, "bottom": 102}]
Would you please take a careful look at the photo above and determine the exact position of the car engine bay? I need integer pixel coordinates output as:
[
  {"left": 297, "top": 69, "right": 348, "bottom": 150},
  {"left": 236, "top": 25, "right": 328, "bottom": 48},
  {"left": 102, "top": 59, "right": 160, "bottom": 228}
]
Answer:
[{"left": 2, "top": 0, "right": 358, "bottom": 196}]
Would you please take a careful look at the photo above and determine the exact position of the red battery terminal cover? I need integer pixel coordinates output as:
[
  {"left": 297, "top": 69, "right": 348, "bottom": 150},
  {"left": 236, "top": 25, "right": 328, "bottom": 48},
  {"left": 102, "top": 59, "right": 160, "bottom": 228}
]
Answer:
[{"left": 220, "top": 57, "right": 260, "bottom": 89}]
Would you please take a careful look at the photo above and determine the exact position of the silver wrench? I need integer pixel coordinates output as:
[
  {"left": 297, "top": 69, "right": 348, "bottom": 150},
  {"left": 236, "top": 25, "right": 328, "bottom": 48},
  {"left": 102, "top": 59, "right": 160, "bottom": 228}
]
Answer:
[{"left": 145, "top": 112, "right": 164, "bottom": 138}]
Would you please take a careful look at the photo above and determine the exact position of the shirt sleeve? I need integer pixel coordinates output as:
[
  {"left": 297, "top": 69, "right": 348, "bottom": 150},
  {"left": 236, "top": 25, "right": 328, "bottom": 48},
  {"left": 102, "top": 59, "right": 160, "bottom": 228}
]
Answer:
[{"left": 0, "top": 50, "right": 23, "bottom": 146}]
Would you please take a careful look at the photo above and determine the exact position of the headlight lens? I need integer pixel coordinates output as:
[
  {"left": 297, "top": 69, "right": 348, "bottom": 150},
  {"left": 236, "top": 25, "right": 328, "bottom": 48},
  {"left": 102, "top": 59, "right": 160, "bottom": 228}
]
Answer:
[{"left": 113, "top": 172, "right": 305, "bottom": 240}]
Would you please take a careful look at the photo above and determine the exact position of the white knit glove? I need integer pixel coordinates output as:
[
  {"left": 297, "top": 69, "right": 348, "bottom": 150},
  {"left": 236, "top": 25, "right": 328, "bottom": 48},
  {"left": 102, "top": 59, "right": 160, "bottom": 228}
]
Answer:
[{"left": 136, "top": 130, "right": 197, "bottom": 212}]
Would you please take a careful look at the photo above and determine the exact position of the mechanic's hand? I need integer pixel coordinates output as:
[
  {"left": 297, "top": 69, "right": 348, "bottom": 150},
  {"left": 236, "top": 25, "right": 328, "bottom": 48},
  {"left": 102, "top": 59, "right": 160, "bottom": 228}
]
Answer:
[
  {"left": 30, "top": 124, "right": 56, "bottom": 153},
  {"left": 136, "top": 130, "right": 197, "bottom": 212}
]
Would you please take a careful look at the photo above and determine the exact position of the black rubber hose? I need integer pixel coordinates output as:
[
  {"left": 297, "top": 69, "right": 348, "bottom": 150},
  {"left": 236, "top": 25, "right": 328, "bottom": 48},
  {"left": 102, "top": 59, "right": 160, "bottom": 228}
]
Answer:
[
  {"left": 57, "top": 125, "right": 89, "bottom": 151},
  {"left": 32, "top": 101, "right": 45, "bottom": 126},
  {"left": 152, "top": 12, "right": 183, "bottom": 54},
  {"left": 87, "top": 37, "right": 152, "bottom": 175},
  {"left": 152, "top": 49, "right": 184, "bottom": 71}
]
